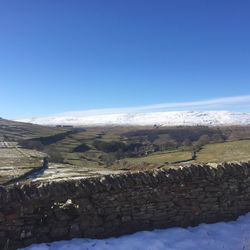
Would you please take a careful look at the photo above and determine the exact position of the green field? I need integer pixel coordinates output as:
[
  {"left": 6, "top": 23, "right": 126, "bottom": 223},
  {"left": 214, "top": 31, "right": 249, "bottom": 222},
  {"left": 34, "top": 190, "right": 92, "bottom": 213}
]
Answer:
[
  {"left": 195, "top": 140, "right": 250, "bottom": 163},
  {"left": 120, "top": 149, "right": 192, "bottom": 165},
  {"left": 115, "top": 140, "right": 250, "bottom": 169}
]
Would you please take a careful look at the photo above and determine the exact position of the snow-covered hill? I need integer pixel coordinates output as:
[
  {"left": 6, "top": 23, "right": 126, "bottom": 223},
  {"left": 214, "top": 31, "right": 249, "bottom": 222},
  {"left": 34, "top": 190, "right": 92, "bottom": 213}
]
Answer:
[{"left": 17, "top": 111, "right": 250, "bottom": 126}]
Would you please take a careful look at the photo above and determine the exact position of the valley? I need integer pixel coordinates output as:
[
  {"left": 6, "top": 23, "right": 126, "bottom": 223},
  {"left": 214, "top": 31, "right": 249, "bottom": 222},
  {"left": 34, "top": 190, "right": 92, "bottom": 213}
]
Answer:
[{"left": 1, "top": 117, "right": 250, "bottom": 185}]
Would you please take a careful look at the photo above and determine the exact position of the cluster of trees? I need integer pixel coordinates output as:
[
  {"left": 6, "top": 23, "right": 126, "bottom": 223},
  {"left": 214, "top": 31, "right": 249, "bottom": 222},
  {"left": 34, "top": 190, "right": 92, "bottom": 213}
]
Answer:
[
  {"left": 123, "top": 126, "right": 226, "bottom": 151},
  {"left": 93, "top": 140, "right": 126, "bottom": 153},
  {"left": 93, "top": 140, "right": 159, "bottom": 156},
  {"left": 93, "top": 140, "right": 158, "bottom": 166},
  {"left": 73, "top": 143, "right": 90, "bottom": 153}
]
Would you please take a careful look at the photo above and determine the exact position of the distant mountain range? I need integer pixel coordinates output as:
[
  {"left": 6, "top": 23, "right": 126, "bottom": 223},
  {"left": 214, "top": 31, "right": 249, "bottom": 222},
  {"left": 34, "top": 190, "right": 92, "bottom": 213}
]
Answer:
[{"left": 16, "top": 111, "right": 250, "bottom": 126}]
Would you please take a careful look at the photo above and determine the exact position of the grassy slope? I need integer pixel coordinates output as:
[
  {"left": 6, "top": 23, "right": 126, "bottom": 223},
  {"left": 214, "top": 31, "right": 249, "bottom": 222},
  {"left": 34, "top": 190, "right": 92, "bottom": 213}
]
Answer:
[
  {"left": 0, "top": 147, "right": 46, "bottom": 184},
  {"left": 0, "top": 119, "right": 67, "bottom": 184},
  {"left": 119, "top": 140, "right": 250, "bottom": 168},
  {"left": 0, "top": 118, "right": 66, "bottom": 140},
  {"left": 195, "top": 140, "right": 250, "bottom": 163},
  {"left": 120, "top": 149, "right": 192, "bottom": 164},
  {"left": 52, "top": 129, "right": 104, "bottom": 167}
]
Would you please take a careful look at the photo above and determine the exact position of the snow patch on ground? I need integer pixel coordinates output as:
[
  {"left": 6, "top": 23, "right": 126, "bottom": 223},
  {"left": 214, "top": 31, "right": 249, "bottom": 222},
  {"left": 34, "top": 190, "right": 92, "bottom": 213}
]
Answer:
[
  {"left": 17, "top": 111, "right": 250, "bottom": 126},
  {"left": 20, "top": 213, "right": 250, "bottom": 250}
]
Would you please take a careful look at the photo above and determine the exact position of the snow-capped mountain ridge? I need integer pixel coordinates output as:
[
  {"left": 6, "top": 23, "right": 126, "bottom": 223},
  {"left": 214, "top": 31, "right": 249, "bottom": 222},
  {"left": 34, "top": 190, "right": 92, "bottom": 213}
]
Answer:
[{"left": 16, "top": 111, "right": 250, "bottom": 126}]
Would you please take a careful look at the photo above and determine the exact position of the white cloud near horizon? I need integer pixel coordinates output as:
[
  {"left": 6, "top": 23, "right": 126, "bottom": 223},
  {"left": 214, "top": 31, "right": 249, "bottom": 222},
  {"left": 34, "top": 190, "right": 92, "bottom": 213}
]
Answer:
[
  {"left": 14, "top": 95, "right": 250, "bottom": 120},
  {"left": 52, "top": 95, "right": 250, "bottom": 117}
]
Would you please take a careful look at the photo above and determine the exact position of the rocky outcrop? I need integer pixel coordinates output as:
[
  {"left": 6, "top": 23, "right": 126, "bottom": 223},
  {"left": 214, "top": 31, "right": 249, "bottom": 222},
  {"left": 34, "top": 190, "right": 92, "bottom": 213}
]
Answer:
[{"left": 1, "top": 161, "right": 250, "bottom": 249}]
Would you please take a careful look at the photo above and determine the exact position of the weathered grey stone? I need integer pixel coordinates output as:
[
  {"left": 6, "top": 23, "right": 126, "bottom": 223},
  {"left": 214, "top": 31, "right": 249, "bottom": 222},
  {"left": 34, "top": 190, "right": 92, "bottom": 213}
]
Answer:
[
  {"left": 0, "top": 212, "right": 4, "bottom": 222},
  {"left": 20, "top": 229, "right": 32, "bottom": 239},
  {"left": 69, "top": 224, "right": 81, "bottom": 237},
  {"left": 49, "top": 227, "right": 68, "bottom": 239}
]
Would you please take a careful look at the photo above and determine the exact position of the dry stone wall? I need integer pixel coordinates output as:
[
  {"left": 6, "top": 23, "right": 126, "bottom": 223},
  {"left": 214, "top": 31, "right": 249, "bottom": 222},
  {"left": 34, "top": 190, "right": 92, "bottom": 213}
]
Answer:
[{"left": 1, "top": 162, "right": 250, "bottom": 249}]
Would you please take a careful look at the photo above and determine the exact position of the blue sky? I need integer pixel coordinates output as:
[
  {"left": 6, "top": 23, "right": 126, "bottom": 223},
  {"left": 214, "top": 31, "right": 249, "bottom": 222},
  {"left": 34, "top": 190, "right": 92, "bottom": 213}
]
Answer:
[{"left": 0, "top": 0, "right": 249, "bottom": 118}]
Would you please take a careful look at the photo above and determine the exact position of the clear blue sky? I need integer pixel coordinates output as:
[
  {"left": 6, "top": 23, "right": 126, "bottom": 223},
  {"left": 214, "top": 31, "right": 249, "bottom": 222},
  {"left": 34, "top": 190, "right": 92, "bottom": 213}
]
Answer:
[{"left": 0, "top": 0, "right": 249, "bottom": 118}]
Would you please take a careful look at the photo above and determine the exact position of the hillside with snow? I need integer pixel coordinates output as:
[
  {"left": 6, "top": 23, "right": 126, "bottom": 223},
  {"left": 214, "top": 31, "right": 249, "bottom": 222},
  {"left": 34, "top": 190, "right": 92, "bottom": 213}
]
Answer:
[{"left": 16, "top": 111, "right": 250, "bottom": 127}]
